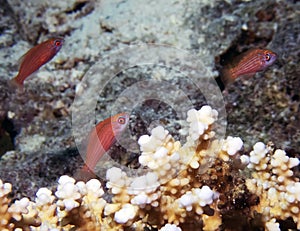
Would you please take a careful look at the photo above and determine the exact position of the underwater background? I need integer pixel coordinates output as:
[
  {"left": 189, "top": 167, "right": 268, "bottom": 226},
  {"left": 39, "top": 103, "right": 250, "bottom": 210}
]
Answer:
[{"left": 0, "top": 0, "right": 299, "bottom": 230}]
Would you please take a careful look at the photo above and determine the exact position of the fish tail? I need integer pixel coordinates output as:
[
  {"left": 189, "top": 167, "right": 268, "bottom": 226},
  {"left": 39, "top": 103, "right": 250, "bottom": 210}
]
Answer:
[
  {"left": 9, "top": 77, "right": 24, "bottom": 92},
  {"left": 81, "top": 164, "right": 92, "bottom": 172},
  {"left": 220, "top": 67, "right": 236, "bottom": 88},
  {"left": 74, "top": 164, "right": 97, "bottom": 182}
]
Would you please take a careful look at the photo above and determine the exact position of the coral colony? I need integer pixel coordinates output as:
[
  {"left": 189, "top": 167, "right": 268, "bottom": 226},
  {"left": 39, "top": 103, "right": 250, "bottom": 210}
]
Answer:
[{"left": 0, "top": 106, "right": 299, "bottom": 230}]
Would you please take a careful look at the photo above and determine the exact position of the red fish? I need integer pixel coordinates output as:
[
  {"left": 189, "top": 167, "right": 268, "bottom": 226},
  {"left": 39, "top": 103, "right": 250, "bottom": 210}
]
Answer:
[
  {"left": 221, "top": 48, "right": 277, "bottom": 87},
  {"left": 80, "top": 112, "right": 130, "bottom": 175},
  {"left": 11, "top": 37, "right": 64, "bottom": 89}
]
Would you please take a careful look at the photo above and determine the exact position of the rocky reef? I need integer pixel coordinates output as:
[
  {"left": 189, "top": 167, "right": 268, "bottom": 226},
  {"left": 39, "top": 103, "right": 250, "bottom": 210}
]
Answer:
[{"left": 0, "top": 0, "right": 299, "bottom": 230}]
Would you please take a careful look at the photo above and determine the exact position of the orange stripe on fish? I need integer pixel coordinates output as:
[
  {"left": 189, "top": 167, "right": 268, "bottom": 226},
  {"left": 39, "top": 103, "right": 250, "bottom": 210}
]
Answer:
[
  {"left": 220, "top": 48, "right": 277, "bottom": 87},
  {"left": 10, "top": 37, "right": 64, "bottom": 89},
  {"left": 80, "top": 112, "right": 130, "bottom": 176}
]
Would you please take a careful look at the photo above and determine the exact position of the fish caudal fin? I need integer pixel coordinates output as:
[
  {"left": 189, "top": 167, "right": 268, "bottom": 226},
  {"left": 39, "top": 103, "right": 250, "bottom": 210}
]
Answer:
[
  {"left": 74, "top": 164, "right": 97, "bottom": 182},
  {"left": 220, "top": 67, "right": 236, "bottom": 88},
  {"left": 9, "top": 77, "right": 24, "bottom": 92}
]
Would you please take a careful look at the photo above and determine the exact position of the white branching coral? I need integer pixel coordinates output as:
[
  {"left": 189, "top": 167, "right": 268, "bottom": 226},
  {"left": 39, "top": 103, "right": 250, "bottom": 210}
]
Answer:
[
  {"left": 55, "top": 175, "right": 82, "bottom": 211},
  {"left": 159, "top": 223, "right": 182, "bottom": 231},
  {"left": 8, "top": 198, "right": 30, "bottom": 221},
  {"left": 138, "top": 126, "right": 182, "bottom": 183},
  {"left": 129, "top": 172, "right": 161, "bottom": 208},
  {"left": 0, "top": 180, "right": 13, "bottom": 231},
  {"left": 186, "top": 106, "right": 218, "bottom": 144},
  {"left": 114, "top": 203, "right": 138, "bottom": 224},
  {"left": 33, "top": 188, "right": 58, "bottom": 229},
  {"left": 246, "top": 142, "right": 300, "bottom": 230},
  {"left": 219, "top": 136, "right": 244, "bottom": 161},
  {"left": 106, "top": 167, "right": 131, "bottom": 194},
  {"left": 0, "top": 105, "right": 299, "bottom": 230},
  {"left": 222, "top": 136, "right": 243, "bottom": 156},
  {"left": 178, "top": 185, "right": 218, "bottom": 214}
]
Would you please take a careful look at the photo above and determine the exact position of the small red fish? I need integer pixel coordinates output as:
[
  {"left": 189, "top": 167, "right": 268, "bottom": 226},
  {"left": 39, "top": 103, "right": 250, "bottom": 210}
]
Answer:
[
  {"left": 80, "top": 112, "right": 130, "bottom": 176},
  {"left": 11, "top": 37, "right": 64, "bottom": 89},
  {"left": 221, "top": 48, "right": 277, "bottom": 87}
]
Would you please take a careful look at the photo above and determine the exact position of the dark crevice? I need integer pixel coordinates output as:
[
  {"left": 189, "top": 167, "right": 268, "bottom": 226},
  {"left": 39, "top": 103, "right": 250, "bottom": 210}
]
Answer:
[
  {"left": 64, "top": 1, "right": 94, "bottom": 18},
  {"left": 65, "top": 1, "right": 88, "bottom": 14},
  {"left": 2, "top": 116, "right": 19, "bottom": 144},
  {"left": 100, "top": 23, "right": 114, "bottom": 33},
  {"left": 0, "top": 116, "right": 20, "bottom": 156}
]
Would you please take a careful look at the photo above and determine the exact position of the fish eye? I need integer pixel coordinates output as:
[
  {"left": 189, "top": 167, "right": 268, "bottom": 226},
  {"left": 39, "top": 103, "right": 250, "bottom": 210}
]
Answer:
[
  {"left": 54, "top": 40, "right": 61, "bottom": 46},
  {"left": 118, "top": 117, "right": 126, "bottom": 124},
  {"left": 265, "top": 53, "right": 271, "bottom": 61}
]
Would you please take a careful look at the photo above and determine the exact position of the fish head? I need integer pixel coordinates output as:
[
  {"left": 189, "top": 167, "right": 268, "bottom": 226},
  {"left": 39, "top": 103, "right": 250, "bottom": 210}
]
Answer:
[
  {"left": 260, "top": 49, "right": 277, "bottom": 68},
  {"left": 111, "top": 112, "right": 130, "bottom": 137},
  {"left": 49, "top": 37, "right": 64, "bottom": 54}
]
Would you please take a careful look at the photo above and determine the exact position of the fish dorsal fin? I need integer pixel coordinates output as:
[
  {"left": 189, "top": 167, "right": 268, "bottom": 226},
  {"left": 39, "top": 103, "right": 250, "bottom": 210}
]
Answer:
[
  {"left": 229, "top": 48, "right": 256, "bottom": 67},
  {"left": 16, "top": 41, "right": 43, "bottom": 68}
]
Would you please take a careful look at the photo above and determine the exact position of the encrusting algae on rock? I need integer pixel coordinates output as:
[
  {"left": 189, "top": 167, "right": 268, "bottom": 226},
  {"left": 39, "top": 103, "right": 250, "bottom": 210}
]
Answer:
[{"left": 0, "top": 105, "right": 299, "bottom": 230}]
